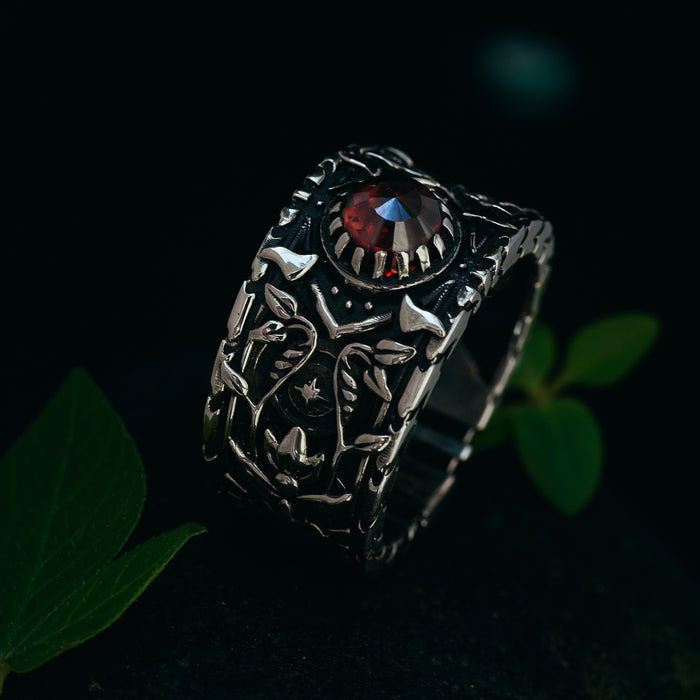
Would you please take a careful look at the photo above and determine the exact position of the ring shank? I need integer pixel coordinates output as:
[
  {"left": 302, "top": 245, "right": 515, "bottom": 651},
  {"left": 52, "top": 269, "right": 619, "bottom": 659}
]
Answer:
[
  {"left": 374, "top": 255, "right": 545, "bottom": 557},
  {"left": 203, "top": 145, "right": 553, "bottom": 571}
]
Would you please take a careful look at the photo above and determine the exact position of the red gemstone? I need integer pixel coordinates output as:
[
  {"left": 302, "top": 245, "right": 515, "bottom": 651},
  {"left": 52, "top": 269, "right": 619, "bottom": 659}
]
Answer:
[{"left": 341, "top": 177, "right": 443, "bottom": 276}]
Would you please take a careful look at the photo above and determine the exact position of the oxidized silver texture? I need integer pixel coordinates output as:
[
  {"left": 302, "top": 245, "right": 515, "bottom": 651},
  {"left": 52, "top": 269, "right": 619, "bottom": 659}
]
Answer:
[{"left": 203, "top": 145, "right": 554, "bottom": 571}]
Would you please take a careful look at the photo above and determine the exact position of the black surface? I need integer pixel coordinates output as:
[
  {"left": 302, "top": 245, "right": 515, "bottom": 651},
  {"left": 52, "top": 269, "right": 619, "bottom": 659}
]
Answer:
[{"left": 2, "top": 10, "right": 696, "bottom": 699}]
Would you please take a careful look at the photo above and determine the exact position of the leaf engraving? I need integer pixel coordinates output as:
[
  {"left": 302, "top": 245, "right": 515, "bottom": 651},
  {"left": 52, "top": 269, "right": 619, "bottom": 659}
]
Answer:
[
  {"left": 336, "top": 346, "right": 371, "bottom": 426},
  {"left": 373, "top": 339, "right": 416, "bottom": 365},
  {"left": 248, "top": 314, "right": 318, "bottom": 459},
  {"left": 363, "top": 366, "right": 392, "bottom": 402},
  {"left": 338, "top": 366, "right": 359, "bottom": 423},
  {"left": 250, "top": 319, "right": 287, "bottom": 343},
  {"left": 329, "top": 341, "right": 400, "bottom": 486},
  {"left": 220, "top": 361, "right": 249, "bottom": 396},
  {"left": 266, "top": 327, "right": 315, "bottom": 389},
  {"left": 259, "top": 246, "right": 319, "bottom": 281},
  {"left": 354, "top": 433, "right": 392, "bottom": 452},
  {"left": 264, "top": 282, "right": 298, "bottom": 320},
  {"left": 342, "top": 388, "right": 357, "bottom": 402},
  {"left": 341, "top": 368, "right": 357, "bottom": 389}
]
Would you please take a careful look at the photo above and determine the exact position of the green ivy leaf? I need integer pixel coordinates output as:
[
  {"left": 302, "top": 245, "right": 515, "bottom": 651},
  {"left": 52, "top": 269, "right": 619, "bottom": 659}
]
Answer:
[
  {"left": 5, "top": 524, "right": 204, "bottom": 674},
  {"left": 509, "top": 322, "right": 557, "bottom": 395},
  {"left": 513, "top": 397, "right": 603, "bottom": 515},
  {"left": 553, "top": 313, "right": 660, "bottom": 390},
  {"left": 0, "top": 369, "right": 204, "bottom": 688}
]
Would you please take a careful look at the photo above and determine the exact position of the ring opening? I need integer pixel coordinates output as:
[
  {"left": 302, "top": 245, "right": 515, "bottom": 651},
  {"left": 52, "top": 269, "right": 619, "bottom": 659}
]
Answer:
[{"left": 382, "top": 255, "right": 540, "bottom": 548}]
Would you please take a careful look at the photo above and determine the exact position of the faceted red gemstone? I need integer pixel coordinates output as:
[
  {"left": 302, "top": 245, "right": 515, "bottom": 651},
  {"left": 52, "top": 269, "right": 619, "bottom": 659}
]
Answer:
[{"left": 341, "top": 177, "right": 442, "bottom": 276}]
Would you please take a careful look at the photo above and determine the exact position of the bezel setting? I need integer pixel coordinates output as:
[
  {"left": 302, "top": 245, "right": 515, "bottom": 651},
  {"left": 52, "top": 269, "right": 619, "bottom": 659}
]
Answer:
[{"left": 320, "top": 173, "right": 460, "bottom": 291}]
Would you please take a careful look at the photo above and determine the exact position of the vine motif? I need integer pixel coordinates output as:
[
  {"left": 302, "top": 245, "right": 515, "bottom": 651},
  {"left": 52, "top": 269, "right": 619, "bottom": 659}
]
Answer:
[
  {"left": 221, "top": 282, "right": 317, "bottom": 464},
  {"left": 262, "top": 426, "right": 325, "bottom": 498},
  {"left": 327, "top": 338, "right": 416, "bottom": 488},
  {"left": 219, "top": 276, "right": 419, "bottom": 507}
]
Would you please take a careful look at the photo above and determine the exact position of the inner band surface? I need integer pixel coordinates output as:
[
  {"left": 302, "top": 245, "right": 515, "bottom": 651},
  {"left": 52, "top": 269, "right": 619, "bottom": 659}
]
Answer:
[{"left": 382, "top": 256, "right": 539, "bottom": 547}]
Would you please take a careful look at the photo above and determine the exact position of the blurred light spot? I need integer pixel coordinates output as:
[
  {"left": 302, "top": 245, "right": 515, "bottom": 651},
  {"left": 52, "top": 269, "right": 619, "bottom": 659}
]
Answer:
[{"left": 474, "top": 32, "right": 579, "bottom": 119}]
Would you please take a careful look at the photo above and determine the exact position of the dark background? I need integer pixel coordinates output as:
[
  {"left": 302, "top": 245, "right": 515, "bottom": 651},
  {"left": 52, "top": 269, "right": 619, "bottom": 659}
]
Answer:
[{"left": 2, "top": 8, "right": 696, "bottom": 699}]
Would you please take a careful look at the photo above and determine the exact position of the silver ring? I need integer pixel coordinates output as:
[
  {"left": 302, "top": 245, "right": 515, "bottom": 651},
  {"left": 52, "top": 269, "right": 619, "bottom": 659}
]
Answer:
[{"left": 203, "top": 144, "right": 554, "bottom": 571}]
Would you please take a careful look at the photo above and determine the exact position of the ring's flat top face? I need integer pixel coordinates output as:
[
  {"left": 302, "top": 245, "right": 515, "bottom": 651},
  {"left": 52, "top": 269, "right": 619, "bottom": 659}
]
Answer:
[{"left": 342, "top": 177, "right": 443, "bottom": 278}]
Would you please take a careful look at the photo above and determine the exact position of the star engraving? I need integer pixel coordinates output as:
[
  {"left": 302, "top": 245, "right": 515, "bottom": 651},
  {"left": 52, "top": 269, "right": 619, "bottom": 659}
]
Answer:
[{"left": 294, "top": 377, "right": 326, "bottom": 407}]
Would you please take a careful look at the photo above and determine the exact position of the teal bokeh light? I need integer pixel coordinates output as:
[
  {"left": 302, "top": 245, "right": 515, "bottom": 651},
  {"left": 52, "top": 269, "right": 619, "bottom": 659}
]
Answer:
[{"left": 474, "top": 31, "right": 580, "bottom": 119}]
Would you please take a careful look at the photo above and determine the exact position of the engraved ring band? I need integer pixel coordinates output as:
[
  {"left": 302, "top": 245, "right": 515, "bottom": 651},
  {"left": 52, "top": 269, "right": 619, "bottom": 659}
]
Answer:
[{"left": 203, "top": 145, "right": 553, "bottom": 572}]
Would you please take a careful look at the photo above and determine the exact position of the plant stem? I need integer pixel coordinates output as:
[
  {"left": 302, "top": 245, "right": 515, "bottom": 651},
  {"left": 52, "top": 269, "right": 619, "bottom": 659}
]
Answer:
[
  {"left": 526, "top": 384, "right": 556, "bottom": 405},
  {"left": 249, "top": 318, "right": 316, "bottom": 459},
  {"left": 0, "top": 661, "right": 11, "bottom": 695}
]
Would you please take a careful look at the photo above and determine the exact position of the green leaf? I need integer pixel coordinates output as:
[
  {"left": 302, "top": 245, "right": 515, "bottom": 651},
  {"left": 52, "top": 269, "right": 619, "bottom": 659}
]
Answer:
[
  {"left": 6, "top": 523, "right": 205, "bottom": 674},
  {"left": 0, "top": 368, "right": 205, "bottom": 683},
  {"left": 509, "top": 322, "right": 557, "bottom": 395},
  {"left": 553, "top": 313, "right": 660, "bottom": 390},
  {"left": 514, "top": 397, "right": 603, "bottom": 515},
  {"left": 0, "top": 370, "right": 145, "bottom": 659}
]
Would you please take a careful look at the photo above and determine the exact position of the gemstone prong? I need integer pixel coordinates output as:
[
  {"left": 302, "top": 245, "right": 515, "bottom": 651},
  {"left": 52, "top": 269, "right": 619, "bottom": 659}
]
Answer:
[
  {"left": 329, "top": 218, "right": 343, "bottom": 235},
  {"left": 433, "top": 232, "right": 446, "bottom": 258},
  {"left": 442, "top": 217, "right": 454, "bottom": 238},
  {"left": 373, "top": 250, "right": 387, "bottom": 278},
  {"left": 351, "top": 246, "right": 365, "bottom": 275},
  {"left": 335, "top": 231, "right": 351, "bottom": 257},
  {"left": 340, "top": 178, "right": 444, "bottom": 280},
  {"left": 397, "top": 252, "right": 410, "bottom": 279},
  {"left": 416, "top": 245, "right": 431, "bottom": 272}
]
